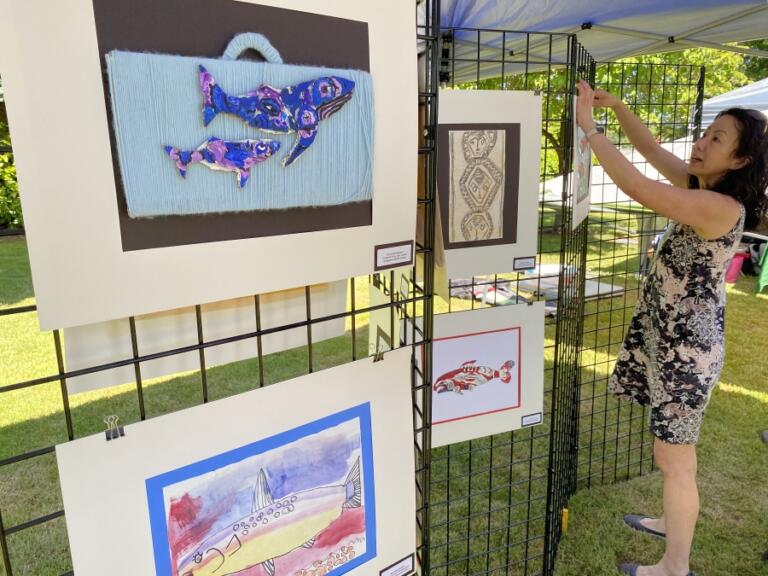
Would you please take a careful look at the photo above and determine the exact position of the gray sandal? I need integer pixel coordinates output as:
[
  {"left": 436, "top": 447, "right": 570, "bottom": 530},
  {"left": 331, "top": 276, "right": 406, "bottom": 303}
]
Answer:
[
  {"left": 623, "top": 514, "right": 666, "bottom": 540},
  {"left": 618, "top": 563, "right": 696, "bottom": 576}
]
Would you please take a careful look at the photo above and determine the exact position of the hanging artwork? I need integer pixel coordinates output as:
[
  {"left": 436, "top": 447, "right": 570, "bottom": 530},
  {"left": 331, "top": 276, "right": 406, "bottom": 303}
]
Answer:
[
  {"left": 148, "top": 406, "right": 373, "bottom": 576},
  {"left": 429, "top": 303, "right": 545, "bottom": 447},
  {"left": 107, "top": 34, "right": 374, "bottom": 218},
  {"left": 448, "top": 129, "right": 507, "bottom": 243},
  {"left": 0, "top": 0, "right": 415, "bottom": 330},
  {"left": 56, "top": 348, "right": 416, "bottom": 576},
  {"left": 437, "top": 90, "right": 541, "bottom": 281},
  {"left": 571, "top": 98, "right": 593, "bottom": 229}
]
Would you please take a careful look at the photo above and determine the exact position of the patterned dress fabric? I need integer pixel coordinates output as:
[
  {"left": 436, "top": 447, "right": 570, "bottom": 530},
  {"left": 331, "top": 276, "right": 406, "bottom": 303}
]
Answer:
[{"left": 609, "top": 204, "right": 745, "bottom": 444}]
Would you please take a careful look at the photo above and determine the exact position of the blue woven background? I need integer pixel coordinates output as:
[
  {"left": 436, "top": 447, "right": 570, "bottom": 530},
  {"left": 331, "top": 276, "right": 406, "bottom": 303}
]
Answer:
[{"left": 107, "top": 51, "right": 374, "bottom": 218}]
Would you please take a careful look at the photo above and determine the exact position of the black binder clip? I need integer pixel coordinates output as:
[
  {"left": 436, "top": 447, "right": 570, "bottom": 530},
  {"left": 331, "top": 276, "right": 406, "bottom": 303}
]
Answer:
[
  {"left": 372, "top": 344, "right": 386, "bottom": 363},
  {"left": 104, "top": 415, "right": 125, "bottom": 441}
]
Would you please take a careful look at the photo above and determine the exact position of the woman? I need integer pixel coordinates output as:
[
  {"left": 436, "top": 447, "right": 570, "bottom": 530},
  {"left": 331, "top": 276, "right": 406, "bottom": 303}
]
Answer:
[{"left": 576, "top": 79, "right": 768, "bottom": 576}]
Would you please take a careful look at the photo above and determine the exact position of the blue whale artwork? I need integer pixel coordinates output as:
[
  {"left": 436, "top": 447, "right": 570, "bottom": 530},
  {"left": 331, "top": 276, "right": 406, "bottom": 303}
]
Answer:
[
  {"left": 164, "top": 137, "right": 280, "bottom": 188},
  {"left": 199, "top": 66, "right": 356, "bottom": 167}
]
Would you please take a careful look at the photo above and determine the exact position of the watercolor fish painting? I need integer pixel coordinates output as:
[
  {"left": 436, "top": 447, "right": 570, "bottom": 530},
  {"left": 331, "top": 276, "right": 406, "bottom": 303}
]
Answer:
[
  {"left": 176, "top": 458, "right": 361, "bottom": 576},
  {"left": 147, "top": 406, "right": 375, "bottom": 576},
  {"left": 199, "top": 66, "right": 356, "bottom": 167}
]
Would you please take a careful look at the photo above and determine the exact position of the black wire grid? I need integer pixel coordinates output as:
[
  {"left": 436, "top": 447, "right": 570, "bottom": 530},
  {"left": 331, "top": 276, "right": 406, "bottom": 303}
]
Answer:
[
  {"left": 430, "top": 29, "right": 594, "bottom": 576},
  {"left": 0, "top": 5, "right": 705, "bottom": 576},
  {"left": 577, "top": 62, "right": 705, "bottom": 490}
]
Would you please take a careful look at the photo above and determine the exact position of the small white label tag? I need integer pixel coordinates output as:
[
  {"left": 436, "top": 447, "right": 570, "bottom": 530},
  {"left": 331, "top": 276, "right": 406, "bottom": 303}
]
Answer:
[
  {"left": 521, "top": 412, "right": 543, "bottom": 427},
  {"left": 513, "top": 256, "right": 537, "bottom": 271},
  {"left": 380, "top": 554, "right": 415, "bottom": 576},
  {"left": 375, "top": 241, "right": 414, "bottom": 271}
]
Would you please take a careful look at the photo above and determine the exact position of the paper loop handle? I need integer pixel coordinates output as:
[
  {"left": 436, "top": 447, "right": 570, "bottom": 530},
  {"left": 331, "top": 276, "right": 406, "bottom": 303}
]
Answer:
[{"left": 222, "top": 33, "right": 284, "bottom": 64}]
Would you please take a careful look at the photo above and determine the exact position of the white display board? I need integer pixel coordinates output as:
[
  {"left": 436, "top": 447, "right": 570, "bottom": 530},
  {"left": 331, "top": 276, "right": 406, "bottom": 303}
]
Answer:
[
  {"left": 571, "top": 98, "right": 593, "bottom": 229},
  {"left": 57, "top": 348, "right": 416, "bottom": 576},
  {"left": 0, "top": 0, "right": 416, "bottom": 330},
  {"left": 436, "top": 90, "right": 541, "bottom": 280},
  {"left": 65, "top": 281, "right": 347, "bottom": 394},
  {"left": 430, "top": 303, "right": 545, "bottom": 447}
]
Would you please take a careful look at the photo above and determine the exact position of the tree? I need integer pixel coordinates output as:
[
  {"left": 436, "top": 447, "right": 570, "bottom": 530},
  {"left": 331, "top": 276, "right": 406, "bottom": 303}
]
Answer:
[
  {"left": 744, "top": 39, "right": 768, "bottom": 81},
  {"left": 458, "top": 46, "right": 752, "bottom": 180},
  {"left": 0, "top": 88, "right": 22, "bottom": 229}
]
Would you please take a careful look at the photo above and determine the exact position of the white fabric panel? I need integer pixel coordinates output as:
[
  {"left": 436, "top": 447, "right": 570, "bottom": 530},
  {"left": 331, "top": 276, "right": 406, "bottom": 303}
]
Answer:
[{"left": 701, "top": 77, "right": 768, "bottom": 130}]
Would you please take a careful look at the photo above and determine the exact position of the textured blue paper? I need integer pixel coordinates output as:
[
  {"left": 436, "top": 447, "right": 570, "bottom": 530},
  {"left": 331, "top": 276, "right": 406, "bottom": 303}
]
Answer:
[{"left": 107, "top": 51, "right": 374, "bottom": 218}]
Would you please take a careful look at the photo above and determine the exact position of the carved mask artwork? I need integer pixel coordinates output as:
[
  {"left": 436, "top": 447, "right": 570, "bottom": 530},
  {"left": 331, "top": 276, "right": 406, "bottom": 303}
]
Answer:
[{"left": 449, "top": 129, "right": 506, "bottom": 242}]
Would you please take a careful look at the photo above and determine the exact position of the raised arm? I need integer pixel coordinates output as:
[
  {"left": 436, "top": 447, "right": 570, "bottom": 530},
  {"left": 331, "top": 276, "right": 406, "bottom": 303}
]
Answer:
[
  {"left": 577, "top": 81, "right": 741, "bottom": 239},
  {"left": 592, "top": 89, "right": 689, "bottom": 188}
]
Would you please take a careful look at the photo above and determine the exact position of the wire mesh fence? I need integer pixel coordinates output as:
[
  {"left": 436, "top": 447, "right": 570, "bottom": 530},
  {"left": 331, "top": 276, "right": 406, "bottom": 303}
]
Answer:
[
  {"left": 428, "top": 28, "right": 593, "bottom": 576},
  {"left": 575, "top": 62, "right": 704, "bottom": 491}
]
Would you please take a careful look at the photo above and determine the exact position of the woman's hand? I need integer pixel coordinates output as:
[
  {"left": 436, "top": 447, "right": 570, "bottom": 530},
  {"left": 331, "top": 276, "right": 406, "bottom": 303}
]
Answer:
[
  {"left": 576, "top": 79, "right": 596, "bottom": 132},
  {"left": 593, "top": 89, "right": 621, "bottom": 109}
]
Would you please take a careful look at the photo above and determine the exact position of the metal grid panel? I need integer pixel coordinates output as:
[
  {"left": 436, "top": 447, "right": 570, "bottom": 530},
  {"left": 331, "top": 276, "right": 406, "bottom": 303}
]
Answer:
[
  {"left": 576, "top": 62, "right": 705, "bottom": 489},
  {"left": 428, "top": 29, "right": 593, "bottom": 576}
]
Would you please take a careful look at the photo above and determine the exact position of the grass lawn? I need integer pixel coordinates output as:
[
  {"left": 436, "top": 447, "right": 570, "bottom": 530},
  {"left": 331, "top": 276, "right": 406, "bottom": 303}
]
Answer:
[{"left": 555, "top": 275, "right": 768, "bottom": 576}]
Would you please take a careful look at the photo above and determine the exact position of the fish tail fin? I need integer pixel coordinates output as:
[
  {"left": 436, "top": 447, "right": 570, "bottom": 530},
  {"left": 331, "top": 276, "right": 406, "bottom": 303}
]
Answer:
[
  {"left": 262, "top": 558, "right": 275, "bottom": 576},
  {"left": 500, "top": 360, "right": 515, "bottom": 384},
  {"left": 342, "top": 456, "right": 362, "bottom": 509},
  {"left": 237, "top": 169, "right": 250, "bottom": 188},
  {"left": 199, "top": 64, "right": 225, "bottom": 126},
  {"left": 164, "top": 145, "right": 195, "bottom": 178}
]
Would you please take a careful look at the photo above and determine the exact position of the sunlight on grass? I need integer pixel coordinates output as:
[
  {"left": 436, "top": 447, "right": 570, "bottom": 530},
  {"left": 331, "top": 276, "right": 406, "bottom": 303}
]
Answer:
[{"left": 717, "top": 381, "right": 768, "bottom": 404}]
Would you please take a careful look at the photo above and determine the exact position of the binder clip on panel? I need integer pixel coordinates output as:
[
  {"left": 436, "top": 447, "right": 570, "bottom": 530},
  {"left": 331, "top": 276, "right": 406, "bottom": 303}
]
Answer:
[{"left": 104, "top": 414, "right": 125, "bottom": 441}]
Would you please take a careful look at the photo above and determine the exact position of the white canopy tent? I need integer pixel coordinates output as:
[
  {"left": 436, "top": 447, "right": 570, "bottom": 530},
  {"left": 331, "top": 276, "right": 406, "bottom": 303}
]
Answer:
[
  {"left": 542, "top": 141, "right": 693, "bottom": 206},
  {"left": 700, "top": 76, "right": 768, "bottom": 129},
  {"left": 438, "top": 0, "right": 768, "bottom": 83}
]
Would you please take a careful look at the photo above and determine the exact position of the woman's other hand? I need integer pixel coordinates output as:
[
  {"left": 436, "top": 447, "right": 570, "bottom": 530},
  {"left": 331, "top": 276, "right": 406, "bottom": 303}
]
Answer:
[
  {"left": 576, "top": 79, "right": 596, "bottom": 131},
  {"left": 593, "top": 89, "right": 621, "bottom": 109}
]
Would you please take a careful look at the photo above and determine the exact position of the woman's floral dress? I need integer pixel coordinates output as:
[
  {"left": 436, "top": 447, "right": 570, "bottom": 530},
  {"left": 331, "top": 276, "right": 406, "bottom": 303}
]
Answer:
[{"left": 608, "top": 204, "right": 745, "bottom": 444}]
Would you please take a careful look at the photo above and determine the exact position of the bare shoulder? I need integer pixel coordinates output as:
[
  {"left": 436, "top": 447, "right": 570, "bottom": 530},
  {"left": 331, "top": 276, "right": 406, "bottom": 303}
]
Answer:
[{"left": 690, "top": 192, "right": 742, "bottom": 240}]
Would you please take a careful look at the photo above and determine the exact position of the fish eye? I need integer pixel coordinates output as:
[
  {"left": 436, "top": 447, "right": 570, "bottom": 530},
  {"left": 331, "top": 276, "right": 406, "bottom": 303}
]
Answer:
[{"left": 262, "top": 100, "right": 280, "bottom": 116}]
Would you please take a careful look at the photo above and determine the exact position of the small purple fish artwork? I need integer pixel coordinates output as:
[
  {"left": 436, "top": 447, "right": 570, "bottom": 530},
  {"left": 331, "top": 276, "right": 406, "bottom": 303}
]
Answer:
[
  {"left": 164, "top": 137, "right": 280, "bottom": 188},
  {"left": 199, "top": 66, "right": 356, "bottom": 167}
]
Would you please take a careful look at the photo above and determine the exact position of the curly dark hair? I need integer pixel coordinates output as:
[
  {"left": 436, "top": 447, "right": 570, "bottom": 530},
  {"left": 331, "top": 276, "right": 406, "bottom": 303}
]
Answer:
[{"left": 688, "top": 107, "right": 768, "bottom": 229}]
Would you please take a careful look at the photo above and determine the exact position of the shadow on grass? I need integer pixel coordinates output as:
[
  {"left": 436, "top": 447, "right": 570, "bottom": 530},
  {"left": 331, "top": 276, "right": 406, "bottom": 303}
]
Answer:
[{"left": 0, "top": 236, "right": 34, "bottom": 308}]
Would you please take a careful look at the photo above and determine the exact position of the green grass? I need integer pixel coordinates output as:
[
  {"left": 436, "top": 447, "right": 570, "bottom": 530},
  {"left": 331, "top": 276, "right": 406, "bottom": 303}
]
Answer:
[
  {"left": 1, "top": 224, "right": 767, "bottom": 576},
  {"left": 554, "top": 275, "right": 768, "bottom": 576}
]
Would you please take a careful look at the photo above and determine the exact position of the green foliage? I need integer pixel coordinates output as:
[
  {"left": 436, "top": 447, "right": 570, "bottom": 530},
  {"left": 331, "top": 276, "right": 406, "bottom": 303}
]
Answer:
[
  {"left": 458, "top": 46, "right": 758, "bottom": 180},
  {"left": 0, "top": 100, "right": 23, "bottom": 230},
  {"left": 744, "top": 39, "right": 768, "bottom": 81}
]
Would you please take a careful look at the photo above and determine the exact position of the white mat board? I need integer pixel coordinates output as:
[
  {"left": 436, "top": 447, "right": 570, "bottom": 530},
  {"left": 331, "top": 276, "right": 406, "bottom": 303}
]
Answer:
[
  {"left": 430, "top": 303, "right": 545, "bottom": 447},
  {"left": 57, "top": 348, "right": 416, "bottom": 576},
  {"left": 65, "top": 281, "right": 347, "bottom": 394},
  {"left": 0, "top": 0, "right": 416, "bottom": 329}
]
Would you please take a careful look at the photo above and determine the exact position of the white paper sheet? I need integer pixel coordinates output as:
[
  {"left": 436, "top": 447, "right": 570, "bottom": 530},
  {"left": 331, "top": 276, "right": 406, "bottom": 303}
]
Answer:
[
  {"left": 65, "top": 282, "right": 347, "bottom": 394},
  {"left": 430, "top": 303, "right": 545, "bottom": 447},
  {"left": 571, "top": 98, "right": 593, "bottom": 229},
  {"left": 437, "top": 90, "right": 541, "bottom": 279}
]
